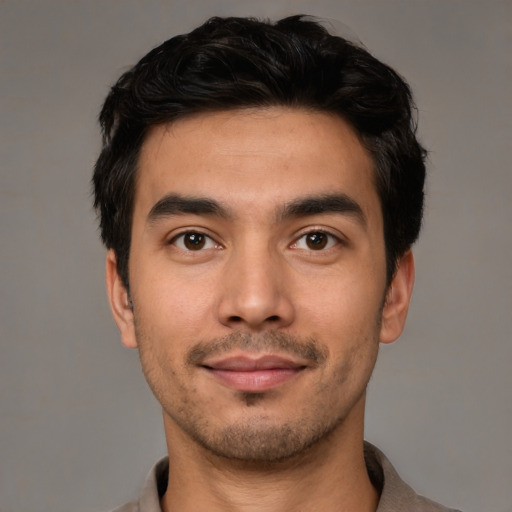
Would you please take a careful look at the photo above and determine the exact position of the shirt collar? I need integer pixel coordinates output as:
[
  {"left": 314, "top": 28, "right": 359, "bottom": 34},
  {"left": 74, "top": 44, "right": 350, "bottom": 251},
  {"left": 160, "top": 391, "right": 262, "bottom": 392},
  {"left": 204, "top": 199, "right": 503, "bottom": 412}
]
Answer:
[{"left": 131, "top": 442, "right": 453, "bottom": 512}]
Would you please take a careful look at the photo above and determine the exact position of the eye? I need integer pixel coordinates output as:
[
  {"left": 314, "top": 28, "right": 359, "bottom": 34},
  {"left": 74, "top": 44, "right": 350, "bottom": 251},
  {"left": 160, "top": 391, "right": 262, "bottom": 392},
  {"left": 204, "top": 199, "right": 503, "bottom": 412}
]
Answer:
[
  {"left": 292, "top": 231, "right": 339, "bottom": 251},
  {"left": 171, "top": 232, "right": 219, "bottom": 251}
]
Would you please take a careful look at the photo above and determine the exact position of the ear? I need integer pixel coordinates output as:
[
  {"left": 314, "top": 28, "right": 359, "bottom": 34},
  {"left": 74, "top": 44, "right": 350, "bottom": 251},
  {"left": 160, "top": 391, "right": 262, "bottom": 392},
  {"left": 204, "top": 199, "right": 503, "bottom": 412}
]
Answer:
[
  {"left": 105, "top": 249, "right": 138, "bottom": 348},
  {"left": 379, "top": 250, "right": 415, "bottom": 344}
]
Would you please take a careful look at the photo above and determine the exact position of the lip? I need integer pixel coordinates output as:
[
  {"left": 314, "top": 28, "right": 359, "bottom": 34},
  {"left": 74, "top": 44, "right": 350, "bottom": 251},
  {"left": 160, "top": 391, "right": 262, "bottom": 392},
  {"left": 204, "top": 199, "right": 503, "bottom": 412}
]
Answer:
[{"left": 201, "top": 355, "right": 307, "bottom": 392}]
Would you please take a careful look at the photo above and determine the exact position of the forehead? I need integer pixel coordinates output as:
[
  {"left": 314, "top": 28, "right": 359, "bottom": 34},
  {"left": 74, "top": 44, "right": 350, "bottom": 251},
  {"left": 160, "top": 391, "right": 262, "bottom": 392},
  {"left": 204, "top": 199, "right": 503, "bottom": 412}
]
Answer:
[{"left": 135, "top": 107, "right": 378, "bottom": 219}]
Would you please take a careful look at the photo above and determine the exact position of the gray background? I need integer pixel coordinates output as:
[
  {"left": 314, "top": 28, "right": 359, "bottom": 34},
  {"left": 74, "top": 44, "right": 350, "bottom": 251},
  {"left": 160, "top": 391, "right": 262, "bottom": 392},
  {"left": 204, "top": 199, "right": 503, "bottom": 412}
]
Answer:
[{"left": 1, "top": 1, "right": 511, "bottom": 511}]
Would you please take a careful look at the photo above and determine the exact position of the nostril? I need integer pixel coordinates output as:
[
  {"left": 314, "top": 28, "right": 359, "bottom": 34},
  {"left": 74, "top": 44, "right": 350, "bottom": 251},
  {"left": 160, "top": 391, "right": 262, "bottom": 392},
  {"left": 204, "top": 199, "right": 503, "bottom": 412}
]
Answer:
[{"left": 227, "top": 314, "right": 281, "bottom": 325}]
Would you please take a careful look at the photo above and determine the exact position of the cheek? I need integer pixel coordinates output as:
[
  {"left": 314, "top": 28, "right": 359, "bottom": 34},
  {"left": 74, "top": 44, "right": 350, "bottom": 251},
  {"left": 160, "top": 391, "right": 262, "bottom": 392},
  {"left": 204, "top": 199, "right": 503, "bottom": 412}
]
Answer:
[
  {"left": 132, "top": 269, "right": 219, "bottom": 350},
  {"left": 298, "top": 272, "right": 384, "bottom": 388},
  {"left": 298, "top": 269, "right": 385, "bottom": 334}
]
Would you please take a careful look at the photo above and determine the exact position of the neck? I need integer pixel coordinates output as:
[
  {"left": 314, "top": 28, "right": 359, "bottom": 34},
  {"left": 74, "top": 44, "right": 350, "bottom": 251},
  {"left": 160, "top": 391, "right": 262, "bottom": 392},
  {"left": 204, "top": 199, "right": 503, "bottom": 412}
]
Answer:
[{"left": 160, "top": 399, "right": 379, "bottom": 512}]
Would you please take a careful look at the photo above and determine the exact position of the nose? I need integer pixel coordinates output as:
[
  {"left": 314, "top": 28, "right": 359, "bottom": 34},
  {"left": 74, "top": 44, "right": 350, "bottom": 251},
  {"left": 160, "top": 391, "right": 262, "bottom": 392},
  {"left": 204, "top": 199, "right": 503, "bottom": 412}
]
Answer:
[{"left": 216, "top": 243, "right": 295, "bottom": 331}]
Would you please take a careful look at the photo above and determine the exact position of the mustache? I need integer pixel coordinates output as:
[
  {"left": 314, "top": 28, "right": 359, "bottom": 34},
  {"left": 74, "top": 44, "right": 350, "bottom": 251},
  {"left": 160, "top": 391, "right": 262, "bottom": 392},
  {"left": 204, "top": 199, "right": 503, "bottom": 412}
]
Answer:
[{"left": 186, "top": 331, "right": 328, "bottom": 367}]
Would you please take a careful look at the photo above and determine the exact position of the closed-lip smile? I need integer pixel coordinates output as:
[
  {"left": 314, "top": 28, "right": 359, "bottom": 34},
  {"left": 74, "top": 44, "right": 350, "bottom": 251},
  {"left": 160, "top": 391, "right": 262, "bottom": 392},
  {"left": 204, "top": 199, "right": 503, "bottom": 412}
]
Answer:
[{"left": 201, "top": 354, "right": 307, "bottom": 392}]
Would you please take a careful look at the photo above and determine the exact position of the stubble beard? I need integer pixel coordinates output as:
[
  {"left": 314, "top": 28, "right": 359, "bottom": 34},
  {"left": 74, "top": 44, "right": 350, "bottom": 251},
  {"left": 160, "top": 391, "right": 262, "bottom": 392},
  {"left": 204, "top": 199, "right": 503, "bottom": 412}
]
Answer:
[{"left": 137, "top": 329, "right": 379, "bottom": 464}]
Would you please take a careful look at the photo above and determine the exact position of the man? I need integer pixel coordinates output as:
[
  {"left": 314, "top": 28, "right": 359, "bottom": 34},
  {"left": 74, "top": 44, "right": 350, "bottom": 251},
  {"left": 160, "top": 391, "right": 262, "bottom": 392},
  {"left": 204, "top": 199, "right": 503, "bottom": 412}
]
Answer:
[{"left": 93, "top": 15, "right": 460, "bottom": 512}]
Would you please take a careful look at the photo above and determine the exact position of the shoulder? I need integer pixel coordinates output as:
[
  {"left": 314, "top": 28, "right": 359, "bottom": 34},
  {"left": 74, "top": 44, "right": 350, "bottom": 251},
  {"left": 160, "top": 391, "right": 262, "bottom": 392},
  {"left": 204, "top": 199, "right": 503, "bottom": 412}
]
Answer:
[
  {"left": 111, "top": 500, "right": 139, "bottom": 512},
  {"left": 364, "top": 442, "right": 462, "bottom": 512},
  {"left": 408, "top": 492, "right": 462, "bottom": 512},
  {"left": 108, "top": 456, "right": 169, "bottom": 512},
  {"left": 423, "top": 498, "right": 461, "bottom": 511}
]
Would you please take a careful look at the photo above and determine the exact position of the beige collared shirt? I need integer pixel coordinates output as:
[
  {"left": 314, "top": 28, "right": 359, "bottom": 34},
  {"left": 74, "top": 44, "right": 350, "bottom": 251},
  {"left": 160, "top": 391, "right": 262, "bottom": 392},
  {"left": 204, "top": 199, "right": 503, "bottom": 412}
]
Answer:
[{"left": 112, "top": 442, "right": 461, "bottom": 512}]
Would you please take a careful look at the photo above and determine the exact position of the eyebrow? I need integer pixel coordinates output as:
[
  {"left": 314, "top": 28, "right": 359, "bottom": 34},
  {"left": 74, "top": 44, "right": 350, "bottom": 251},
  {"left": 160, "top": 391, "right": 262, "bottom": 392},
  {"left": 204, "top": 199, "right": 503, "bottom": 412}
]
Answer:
[
  {"left": 279, "top": 193, "right": 366, "bottom": 226},
  {"left": 147, "top": 194, "right": 231, "bottom": 224},
  {"left": 146, "top": 192, "right": 366, "bottom": 226}
]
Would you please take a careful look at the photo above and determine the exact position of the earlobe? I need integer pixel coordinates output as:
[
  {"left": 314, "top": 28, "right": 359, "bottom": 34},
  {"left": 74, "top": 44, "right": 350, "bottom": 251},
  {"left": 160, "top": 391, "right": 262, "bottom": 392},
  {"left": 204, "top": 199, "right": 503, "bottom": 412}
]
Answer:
[
  {"left": 379, "top": 250, "right": 415, "bottom": 344},
  {"left": 105, "top": 250, "right": 138, "bottom": 348}
]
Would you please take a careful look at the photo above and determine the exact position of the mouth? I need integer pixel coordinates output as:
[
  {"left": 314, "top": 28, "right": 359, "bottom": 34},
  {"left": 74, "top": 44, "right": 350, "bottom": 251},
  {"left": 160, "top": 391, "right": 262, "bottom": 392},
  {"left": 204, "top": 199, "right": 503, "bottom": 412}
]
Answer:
[{"left": 201, "top": 354, "right": 307, "bottom": 392}]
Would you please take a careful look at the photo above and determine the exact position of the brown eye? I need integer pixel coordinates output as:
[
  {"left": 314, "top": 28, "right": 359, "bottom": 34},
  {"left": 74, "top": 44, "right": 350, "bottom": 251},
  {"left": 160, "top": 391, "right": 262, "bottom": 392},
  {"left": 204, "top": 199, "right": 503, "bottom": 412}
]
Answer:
[
  {"left": 305, "top": 232, "right": 328, "bottom": 250},
  {"left": 172, "top": 232, "right": 218, "bottom": 251},
  {"left": 183, "top": 233, "right": 206, "bottom": 250},
  {"left": 291, "top": 231, "right": 339, "bottom": 252}
]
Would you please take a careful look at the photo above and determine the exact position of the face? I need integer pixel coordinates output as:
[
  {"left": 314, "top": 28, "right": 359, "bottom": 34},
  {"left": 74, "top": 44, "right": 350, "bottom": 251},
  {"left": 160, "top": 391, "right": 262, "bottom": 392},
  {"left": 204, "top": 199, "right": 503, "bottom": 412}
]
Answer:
[{"left": 107, "top": 108, "right": 414, "bottom": 462}]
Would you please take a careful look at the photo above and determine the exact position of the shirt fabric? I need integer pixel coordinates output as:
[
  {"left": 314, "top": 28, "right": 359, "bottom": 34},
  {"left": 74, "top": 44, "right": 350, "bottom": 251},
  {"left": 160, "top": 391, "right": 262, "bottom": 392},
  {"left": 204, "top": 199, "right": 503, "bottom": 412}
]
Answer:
[{"left": 112, "top": 442, "right": 461, "bottom": 512}]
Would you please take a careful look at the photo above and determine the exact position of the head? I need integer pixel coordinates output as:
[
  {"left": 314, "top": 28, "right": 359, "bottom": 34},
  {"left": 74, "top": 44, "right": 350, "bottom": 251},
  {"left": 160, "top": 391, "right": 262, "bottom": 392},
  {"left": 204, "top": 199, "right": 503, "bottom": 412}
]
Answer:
[
  {"left": 93, "top": 15, "right": 426, "bottom": 291},
  {"left": 93, "top": 15, "right": 424, "bottom": 464}
]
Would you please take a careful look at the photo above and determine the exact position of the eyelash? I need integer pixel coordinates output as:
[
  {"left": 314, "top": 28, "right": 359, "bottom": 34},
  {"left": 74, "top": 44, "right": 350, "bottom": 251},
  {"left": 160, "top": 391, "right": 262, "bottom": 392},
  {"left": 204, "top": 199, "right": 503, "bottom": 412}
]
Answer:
[
  {"left": 168, "top": 229, "right": 342, "bottom": 252},
  {"left": 291, "top": 230, "right": 341, "bottom": 251},
  {"left": 169, "top": 231, "right": 221, "bottom": 251}
]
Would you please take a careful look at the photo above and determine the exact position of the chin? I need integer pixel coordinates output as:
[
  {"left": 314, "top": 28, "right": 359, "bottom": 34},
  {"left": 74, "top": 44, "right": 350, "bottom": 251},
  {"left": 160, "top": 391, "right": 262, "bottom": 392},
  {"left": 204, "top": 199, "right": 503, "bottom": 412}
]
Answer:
[{"left": 168, "top": 398, "right": 355, "bottom": 463}]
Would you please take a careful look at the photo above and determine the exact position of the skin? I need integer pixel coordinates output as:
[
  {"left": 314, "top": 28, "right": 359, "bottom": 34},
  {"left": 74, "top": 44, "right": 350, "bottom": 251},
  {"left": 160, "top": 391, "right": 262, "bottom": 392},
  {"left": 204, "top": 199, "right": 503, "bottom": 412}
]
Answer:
[{"left": 106, "top": 107, "right": 415, "bottom": 512}]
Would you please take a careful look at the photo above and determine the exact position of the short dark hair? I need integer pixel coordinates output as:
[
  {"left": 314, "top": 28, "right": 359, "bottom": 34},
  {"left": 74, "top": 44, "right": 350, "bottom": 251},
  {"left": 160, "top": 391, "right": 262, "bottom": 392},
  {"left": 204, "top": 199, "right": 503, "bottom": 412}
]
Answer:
[{"left": 93, "top": 15, "right": 426, "bottom": 288}]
